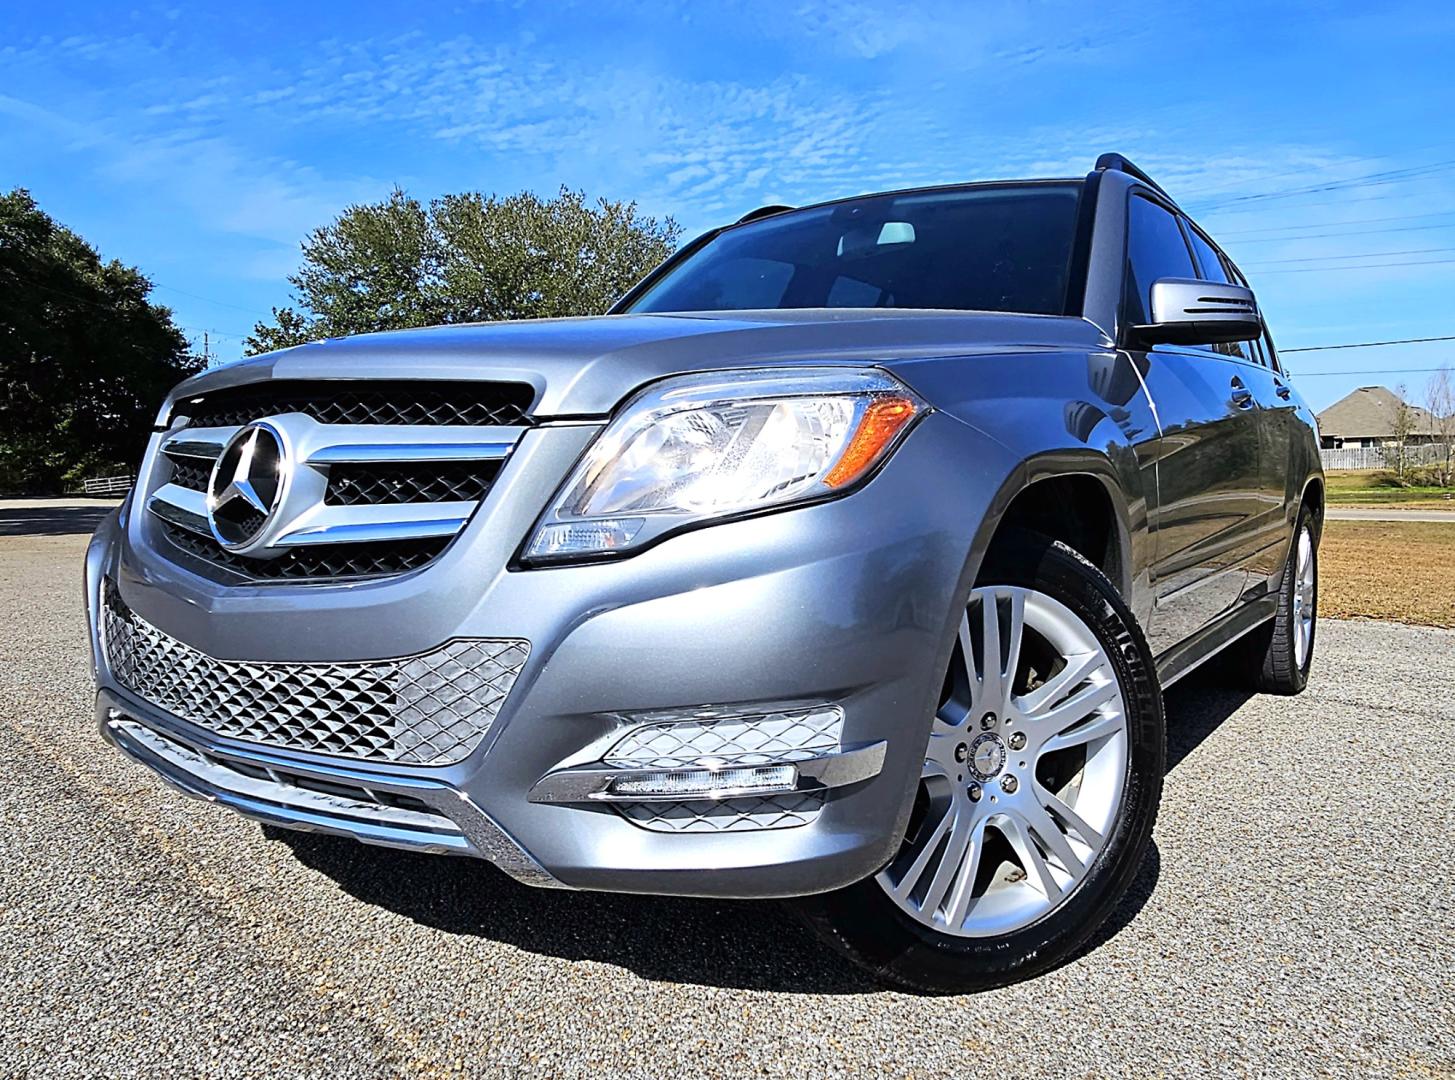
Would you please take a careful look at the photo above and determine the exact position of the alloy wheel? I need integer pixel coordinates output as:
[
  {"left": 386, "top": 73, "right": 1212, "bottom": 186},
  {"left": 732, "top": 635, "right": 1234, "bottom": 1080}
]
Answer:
[
  {"left": 877, "top": 585, "right": 1129, "bottom": 937},
  {"left": 1292, "top": 527, "right": 1316, "bottom": 669}
]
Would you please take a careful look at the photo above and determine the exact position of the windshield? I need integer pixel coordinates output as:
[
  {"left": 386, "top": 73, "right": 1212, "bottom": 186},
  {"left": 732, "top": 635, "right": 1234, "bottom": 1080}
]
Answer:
[{"left": 623, "top": 182, "right": 1083, "bottom": 317}]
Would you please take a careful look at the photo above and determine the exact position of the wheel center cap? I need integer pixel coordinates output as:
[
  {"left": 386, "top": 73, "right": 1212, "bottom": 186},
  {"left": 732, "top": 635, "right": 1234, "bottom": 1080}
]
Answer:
[{"left": 968, "top": 732, "right": 1006, "bottom": 782}]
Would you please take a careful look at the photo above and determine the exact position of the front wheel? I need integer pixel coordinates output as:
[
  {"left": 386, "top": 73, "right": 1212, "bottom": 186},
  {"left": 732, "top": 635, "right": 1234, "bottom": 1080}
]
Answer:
[{"left": 799, "top": 535, "right": 1164, "bottom": 993}]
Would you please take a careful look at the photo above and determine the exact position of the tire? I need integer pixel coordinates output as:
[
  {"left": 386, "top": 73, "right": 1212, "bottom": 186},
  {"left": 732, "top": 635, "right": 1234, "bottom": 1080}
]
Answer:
[
  {"left": 799, "top": 533, "right": 1164, "bottom": 994},
  {"left": 1238, "top": 508, "right": 1318, "bottom": 695}
]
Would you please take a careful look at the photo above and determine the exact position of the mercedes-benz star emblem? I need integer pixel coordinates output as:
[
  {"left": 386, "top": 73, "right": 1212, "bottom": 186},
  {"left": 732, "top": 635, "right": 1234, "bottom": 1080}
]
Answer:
[{"left": 207, "top": 422, "right": 287, "bottom": 550}]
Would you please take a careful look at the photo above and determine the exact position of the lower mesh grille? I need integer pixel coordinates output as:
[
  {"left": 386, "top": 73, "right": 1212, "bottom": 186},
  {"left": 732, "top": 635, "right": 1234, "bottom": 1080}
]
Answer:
[
  {"left": 101, "top": 581, "right": 529, "bottom": 765},
  {"left": 603, "top": 707, "right": 841, "bottom": 833},
  {"left": 162, "top": 523, "right": 449, "bottom": 581},
  {"left": 618, "top": 793, "right": 826, "bottom": 833}
]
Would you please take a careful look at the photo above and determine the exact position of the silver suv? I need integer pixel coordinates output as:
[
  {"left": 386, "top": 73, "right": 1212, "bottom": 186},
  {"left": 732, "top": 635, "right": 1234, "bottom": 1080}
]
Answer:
[{"left": 86, "top": 154, "right": 1323, "bottom": 992}]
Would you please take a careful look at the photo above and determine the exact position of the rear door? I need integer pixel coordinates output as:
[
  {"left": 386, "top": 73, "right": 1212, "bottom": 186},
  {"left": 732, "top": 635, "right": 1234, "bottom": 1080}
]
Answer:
[{"left": 1123, "top": 194, "right": 1263, "bottom": 651}]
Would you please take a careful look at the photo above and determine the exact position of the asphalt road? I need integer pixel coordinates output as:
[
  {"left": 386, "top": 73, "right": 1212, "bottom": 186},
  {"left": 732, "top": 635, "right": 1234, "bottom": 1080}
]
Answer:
[
  {"left": 2, "top": 524, "right": 1452, "bottom": 1078},
  {"left": 1326, "top": 507, "right": 1455, "bottom": 522}
]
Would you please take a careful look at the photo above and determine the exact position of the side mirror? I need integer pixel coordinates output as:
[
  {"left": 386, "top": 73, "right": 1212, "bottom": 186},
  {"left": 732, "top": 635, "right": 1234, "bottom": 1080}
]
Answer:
[{"left": 1130, "top": 278, "right": 1261, "bottom": 347}]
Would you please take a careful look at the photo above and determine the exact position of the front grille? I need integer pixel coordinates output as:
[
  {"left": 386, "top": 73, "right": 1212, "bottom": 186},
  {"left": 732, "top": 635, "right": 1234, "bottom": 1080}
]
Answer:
[
  {"left": 166, "top": 457, "right": 211, "bottom": 492},
  {"left": 175, "top": 380, "right": 535, "bottom": 429},
  {"left": 162, "top": 523, "right": 449, "bottom": 581},
  {"left": 603, "top": 707, "right": 841, "bottom": 833},
  {"left": 102, "top": 581, "right": 529, "bottom": 766},
  {"left": 325, "top": 462, "right": 500, "bottom": 506}
]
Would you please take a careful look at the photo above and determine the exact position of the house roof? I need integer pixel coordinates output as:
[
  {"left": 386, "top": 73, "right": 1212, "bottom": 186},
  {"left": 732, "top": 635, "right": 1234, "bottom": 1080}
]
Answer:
[{"left": 1315, "top": 385, "right": 1438, "bottom": 438}]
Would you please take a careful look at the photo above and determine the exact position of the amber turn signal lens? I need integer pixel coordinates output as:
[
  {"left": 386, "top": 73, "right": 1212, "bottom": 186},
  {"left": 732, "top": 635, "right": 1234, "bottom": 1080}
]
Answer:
[{"left": 823, "top": 395, "right": 919, "bottom": 489}]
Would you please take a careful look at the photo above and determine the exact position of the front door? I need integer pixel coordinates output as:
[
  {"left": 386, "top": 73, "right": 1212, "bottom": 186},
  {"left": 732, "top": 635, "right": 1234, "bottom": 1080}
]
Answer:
[
  {"left": 1139, "top": 348, "right": 1264, "bottom": 648},
  {"left": 1121, "top": 194, "right": 1263, "bottom": 653}
]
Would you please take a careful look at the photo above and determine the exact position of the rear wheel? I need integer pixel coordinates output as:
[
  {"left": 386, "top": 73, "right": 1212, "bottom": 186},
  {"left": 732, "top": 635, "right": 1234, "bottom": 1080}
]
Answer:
[
  {"left": 1237, "top": 509, "right": 1318, "bottom": 695},
  {"left": 801, "top": 535, "right": 1164, "bottom": 993}
]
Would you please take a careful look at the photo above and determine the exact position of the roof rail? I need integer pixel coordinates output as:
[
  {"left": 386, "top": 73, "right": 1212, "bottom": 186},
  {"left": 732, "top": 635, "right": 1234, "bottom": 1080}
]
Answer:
[
  {"left": 1094, "top": 153, "right": 1173, "bottom": 201},
  {"left": 736, "top": 204, "right": 795, "bottom": 224}
]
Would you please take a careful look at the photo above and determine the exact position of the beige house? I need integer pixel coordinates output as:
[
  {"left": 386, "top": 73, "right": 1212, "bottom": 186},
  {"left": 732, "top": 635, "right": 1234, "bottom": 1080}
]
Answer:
[{"left": 1315, "top": 386, "right": 1439, "bottom": 449}]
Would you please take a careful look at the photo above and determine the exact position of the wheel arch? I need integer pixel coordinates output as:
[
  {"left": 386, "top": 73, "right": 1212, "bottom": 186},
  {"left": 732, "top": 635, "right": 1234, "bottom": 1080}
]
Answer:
[
  {"left": 975, "top": 451, "right": 1137, "bottom": 602},
  {"left": 1299, "top": 474, "right": 1326, "bottom": 541}
]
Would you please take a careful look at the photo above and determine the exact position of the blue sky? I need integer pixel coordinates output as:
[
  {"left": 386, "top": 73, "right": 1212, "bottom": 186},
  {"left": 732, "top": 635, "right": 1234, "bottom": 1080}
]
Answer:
[{"left": 3, "top": 0, "right": 1454, "bottom": 410}]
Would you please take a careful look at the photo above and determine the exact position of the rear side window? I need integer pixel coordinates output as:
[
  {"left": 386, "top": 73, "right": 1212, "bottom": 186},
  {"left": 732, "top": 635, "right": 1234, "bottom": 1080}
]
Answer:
[
  {"left": 1123, "top": 195, "right": 1196, "bottom": 327},
  {"left": 1183, "top": 219, "right": 1252, "bottom": 361},
  {"left": 1185, "top": 226, "right": 1231, "bottom": 284}
]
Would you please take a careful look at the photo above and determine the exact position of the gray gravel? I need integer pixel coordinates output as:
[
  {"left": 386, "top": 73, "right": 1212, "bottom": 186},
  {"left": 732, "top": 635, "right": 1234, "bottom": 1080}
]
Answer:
[{"left": 2, "top": 527, "right": 1453, "bottom": 1079}]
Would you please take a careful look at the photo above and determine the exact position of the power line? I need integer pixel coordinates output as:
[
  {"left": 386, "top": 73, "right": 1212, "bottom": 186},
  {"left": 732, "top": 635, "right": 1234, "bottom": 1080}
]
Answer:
[
  {"left": 1282, "top": 335, "right": 1455, "bottom": 353},
  {"left": 1202, "top": 186, "right": 1454, "bottom": 218},
  {"left": 0, "top": 266, "right": 253, "bottom": 339},
  {"left": 1293, "top": 368, "right": 1448, "bottom": 376},
  {"left": 1245, "top": 246, "right": 1455, "bottom": 266},
  {"left": 1216, "top": 209, "right": 1455, "bottom": 238},
  {"left": 150, "top": 281, "right": 269, "bottom": 319},
  {"left": 1230, "top": 221, "right": 1455, "bottom": 245},
  {"left": 1255, "top": 257, "right": 1455, "bottom": 274},
  {"left": 1187, "top": 159, "right": 1455, "bottom": 212}
]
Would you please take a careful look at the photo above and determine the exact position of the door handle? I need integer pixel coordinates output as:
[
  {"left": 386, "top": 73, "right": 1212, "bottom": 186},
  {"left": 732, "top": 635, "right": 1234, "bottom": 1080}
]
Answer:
[
  {"left": 1275, "top": 381, "right": 1292, "bottom": 400},
  {"left": 1230, "top": 376, "right": 1254, "bottom": 409}
]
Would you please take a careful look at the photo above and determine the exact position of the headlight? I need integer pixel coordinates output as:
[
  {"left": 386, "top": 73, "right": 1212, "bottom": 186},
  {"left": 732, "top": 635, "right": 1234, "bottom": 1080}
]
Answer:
[{"left": 523, "top": 367, "right": 926, "bottom": 563}]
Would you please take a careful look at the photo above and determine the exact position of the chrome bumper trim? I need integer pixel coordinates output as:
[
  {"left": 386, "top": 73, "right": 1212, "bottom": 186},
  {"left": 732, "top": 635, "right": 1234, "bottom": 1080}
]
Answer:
[
  {"left": 99, "top": 692, "right": 567, "bottom": 888},
  {"left": 526, "top": 740, "right": 887, "bottom": 805}
]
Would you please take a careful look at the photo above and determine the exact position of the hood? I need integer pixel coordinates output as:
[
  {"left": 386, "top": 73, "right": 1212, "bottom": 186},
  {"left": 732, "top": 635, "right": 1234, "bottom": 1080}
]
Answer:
[{"left": 174, "top": 310, "right": 1111, "bottom": 417}]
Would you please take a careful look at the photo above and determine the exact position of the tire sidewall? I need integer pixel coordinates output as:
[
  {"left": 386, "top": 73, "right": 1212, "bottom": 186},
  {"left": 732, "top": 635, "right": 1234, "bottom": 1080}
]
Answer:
[{"left": 803, "top": 535, "right": 1165, "bottom": 993}]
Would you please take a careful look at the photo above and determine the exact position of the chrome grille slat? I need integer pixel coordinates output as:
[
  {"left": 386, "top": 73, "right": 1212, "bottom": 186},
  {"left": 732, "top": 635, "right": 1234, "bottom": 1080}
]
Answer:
[
  {"left": 102, "top": 582, "right": 529, "bottom": 766},
  {"left": 146, "top": 391, "right": 526, "bottom": 583},
  {"left": 147, "top": 484, "right": 210, "bottom": 535},
  {"left": 276, "top": 505, "right": 475, "bottom": 547}
]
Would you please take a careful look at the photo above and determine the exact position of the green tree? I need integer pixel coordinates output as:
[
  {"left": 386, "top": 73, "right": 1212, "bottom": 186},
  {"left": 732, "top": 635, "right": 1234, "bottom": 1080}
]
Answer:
[
  {"left": 0, "top": 189, "right": 203, "bottom": 493},
  {"left": 246, "top": 186, "right": 681, "bottom": 354}
]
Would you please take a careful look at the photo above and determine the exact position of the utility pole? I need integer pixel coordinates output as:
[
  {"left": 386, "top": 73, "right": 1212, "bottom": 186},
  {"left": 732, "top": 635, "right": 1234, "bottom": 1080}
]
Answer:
[{"left": 203, "top": 331, "right": 210, "bottom": 367}]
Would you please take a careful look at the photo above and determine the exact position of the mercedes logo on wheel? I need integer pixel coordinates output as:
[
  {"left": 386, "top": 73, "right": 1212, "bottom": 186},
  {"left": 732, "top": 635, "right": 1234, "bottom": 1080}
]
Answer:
[{"left": 206, "top": 421, "right": 288, "bottom": 551}]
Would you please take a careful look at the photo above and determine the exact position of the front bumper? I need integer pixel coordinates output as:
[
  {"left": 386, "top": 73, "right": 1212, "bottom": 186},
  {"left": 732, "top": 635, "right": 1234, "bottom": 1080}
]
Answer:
[{"left": 86, "top": 413, "right": 1014, "bottom": 898}]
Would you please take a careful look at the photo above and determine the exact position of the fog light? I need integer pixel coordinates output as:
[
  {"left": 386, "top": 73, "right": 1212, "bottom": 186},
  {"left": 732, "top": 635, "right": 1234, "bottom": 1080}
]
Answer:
[{"left": 606, "top": 763, "right": 797, "bottom": 799}]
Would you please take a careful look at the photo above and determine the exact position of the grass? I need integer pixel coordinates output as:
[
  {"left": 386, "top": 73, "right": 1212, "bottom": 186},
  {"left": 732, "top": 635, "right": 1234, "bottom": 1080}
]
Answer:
[
  {"left": 1319, "top": 519, "right": 1455, "bottom": 628},
  {"left": 1325, "top": 469, "right": 1455, "bottom": 509}
]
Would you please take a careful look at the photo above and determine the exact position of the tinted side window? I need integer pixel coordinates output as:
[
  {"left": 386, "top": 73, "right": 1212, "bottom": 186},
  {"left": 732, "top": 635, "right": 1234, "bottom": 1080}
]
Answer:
[
  {"left": 1182, "top": 221, "right": 1251, "bottom": 361},
  {"left": 1263, "top": 328, "right": 1284, "bottom": 374},
  {"left": 1185, "top": 226, "right": 1231, "bottom": 284},
  {"left": 1124, "top": 195, "right": 1197, "bottom": 328}
]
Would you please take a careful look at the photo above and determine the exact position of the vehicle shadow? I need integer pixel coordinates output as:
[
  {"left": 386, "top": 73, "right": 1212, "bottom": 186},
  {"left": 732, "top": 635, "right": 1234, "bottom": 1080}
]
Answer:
[
  {"left": 272, "top": 827, "right": 882, "bottom": 993},
  {"left": 1163, "top": 665, "right": 1256, "bottom": 773},
  {"left": 274, "top": 675, "right": 1251, "bottom": 994},
  {"left": 0, "top": 504, "right": 116, "bottom": 537}
]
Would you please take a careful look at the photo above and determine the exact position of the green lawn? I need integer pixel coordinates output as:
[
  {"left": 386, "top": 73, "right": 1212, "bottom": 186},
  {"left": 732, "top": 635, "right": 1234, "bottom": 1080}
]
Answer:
[{"left": 1325, "top": 470, "right": 1455, "bottom": 508}]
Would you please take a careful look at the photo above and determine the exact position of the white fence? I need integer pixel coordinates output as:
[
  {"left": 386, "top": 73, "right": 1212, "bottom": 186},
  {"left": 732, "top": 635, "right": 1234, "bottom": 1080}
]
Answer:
[
  {"left": 1319, "top": 444, "right": 1451, "bottom": 471},
  {"left": 81, "top": 474, "right": 134, "bottom": 496}
]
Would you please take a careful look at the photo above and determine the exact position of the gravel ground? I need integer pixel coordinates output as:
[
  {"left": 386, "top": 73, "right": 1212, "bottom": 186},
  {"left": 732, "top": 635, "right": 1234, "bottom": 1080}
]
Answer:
[{"left": 2, "top": 525, "right": 1452, "bottom": 1079}]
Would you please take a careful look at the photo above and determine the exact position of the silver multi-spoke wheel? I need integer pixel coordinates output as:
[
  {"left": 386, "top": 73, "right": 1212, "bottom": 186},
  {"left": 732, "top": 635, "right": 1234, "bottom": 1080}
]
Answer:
[
  {"left": 1292, "top": 527, "right": 1316, "bottom": 669},
  {"left": 877, "top": 584, "right": 1128, "bottom": 937}
]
